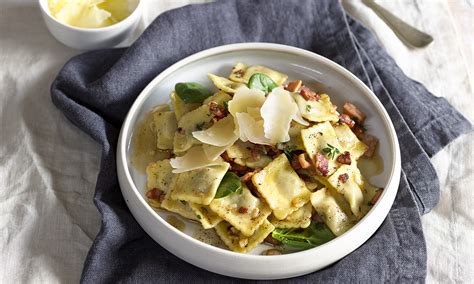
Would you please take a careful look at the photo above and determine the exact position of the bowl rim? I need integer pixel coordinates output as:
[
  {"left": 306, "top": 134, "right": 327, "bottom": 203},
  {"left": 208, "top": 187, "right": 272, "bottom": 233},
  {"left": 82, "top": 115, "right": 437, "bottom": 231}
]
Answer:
[
  {"left": 38, "top": 0, "right": 143, "bottom": 32},
  {"left": 118, "top": 42, "right": 401, "bottom": 261}
]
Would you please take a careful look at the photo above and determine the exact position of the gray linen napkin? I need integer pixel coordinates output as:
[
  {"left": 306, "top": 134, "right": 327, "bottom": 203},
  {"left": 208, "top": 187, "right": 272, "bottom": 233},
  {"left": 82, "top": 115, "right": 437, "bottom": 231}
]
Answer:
[{"left": 50, "top": 0, "right": 472, "bottom": 282}]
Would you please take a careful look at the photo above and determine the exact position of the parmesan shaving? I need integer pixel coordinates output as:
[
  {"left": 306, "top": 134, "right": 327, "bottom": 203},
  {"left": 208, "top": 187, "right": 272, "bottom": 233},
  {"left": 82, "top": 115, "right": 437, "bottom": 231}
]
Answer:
[
  {"left": 235, "top": 113, "right": 272, "bottom": 145},
  {"left": 170, "top": 146, "right": 224, "bottom": 173},
  {"left": 260, "top": 87, "right": 296, "bottom": 143},
  {"left": 192, "top": 116, "right": 238, "bottom": 147},
  {"left": 228, "top": 86, "right": 265, "bottom": 116}
]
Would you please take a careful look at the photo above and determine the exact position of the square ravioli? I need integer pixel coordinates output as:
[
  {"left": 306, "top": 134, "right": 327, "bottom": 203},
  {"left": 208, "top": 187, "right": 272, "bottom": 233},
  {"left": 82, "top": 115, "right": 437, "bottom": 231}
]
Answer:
[
  {"left": 310, "top": 188, "right": 356, "bottom": 236},
  {"left": 145, "top": 159, "right": 174, "bottom": 208},
  {"left": 146, "top": 159, "right": 173, "bottom": 191},
  {"left": 153, "top": 110, "right": 177, "bottom": 150},
  {"left": 269, "top": 202, "right": 312, "bottom": 229},
  {"left": 301, "top": 121, "right": 343, "bottom": 176},
  {"left": 333, "top": 124, "right": 368, "bottom": 160},
  {"left": 327, "top": 164, "right": 365, "bottom": 218},
  {"left": 170, "top": 91, "right": 200, "bottom": 121},
  {"left": 173, "top": 104, "right": 212, "bottom": 153},
  {"left": 170, "top": 163, "right": 229, "bottom": 205},
  {"left": 189, "top": 203, "right": 222, "bottom": 229},
  {"left": 209, "top": 185, "right": 272, "bottom": 237},
  {"left": 292, "top": 93, "right": 339, "bottom": 123},
  {"left": 252, "top": 154, "right": 311, "bottom": 220},
  {"left": 161, "top": 190, "right": 199, "bottom": 221},
  {"left": 214, "top": 220, "right": 275, "bottom": 253}
]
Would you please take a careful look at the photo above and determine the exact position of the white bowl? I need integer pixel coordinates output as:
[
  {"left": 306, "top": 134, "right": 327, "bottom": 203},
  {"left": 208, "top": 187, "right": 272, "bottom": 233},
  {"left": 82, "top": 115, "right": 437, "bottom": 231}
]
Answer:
[
  {"left": 38, "top": 0, "right": 142, "bottom": 50},
  {"left": 117, "top": 43, "right": 401, "bottom": 280}
]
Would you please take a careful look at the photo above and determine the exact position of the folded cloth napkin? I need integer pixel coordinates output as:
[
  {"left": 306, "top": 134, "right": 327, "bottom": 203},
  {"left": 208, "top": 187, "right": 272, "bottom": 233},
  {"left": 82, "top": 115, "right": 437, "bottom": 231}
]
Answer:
[{"left": 51, "top": 0, "right": 472, "bottom": 282}]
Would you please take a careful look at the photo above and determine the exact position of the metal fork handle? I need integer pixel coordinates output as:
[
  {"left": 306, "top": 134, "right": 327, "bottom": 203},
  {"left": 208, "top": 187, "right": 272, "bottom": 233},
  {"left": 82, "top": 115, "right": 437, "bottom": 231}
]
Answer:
[{"left": 362, "top": 0, "right": 434, "bottom": 48}]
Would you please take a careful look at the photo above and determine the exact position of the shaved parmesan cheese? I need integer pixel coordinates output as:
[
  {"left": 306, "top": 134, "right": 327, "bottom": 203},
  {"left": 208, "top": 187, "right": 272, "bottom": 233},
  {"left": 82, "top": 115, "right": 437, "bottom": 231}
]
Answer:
[
  {"left": 170, "top": 146, "right": 225, "bottom": 173},
  {"left": 192, "top": 116, "right": 238, "bottom": 147},
  {"left": 260, "top": 87, "right": 296, "bottom": 143},
  {"left": 246, "top": 107, "right": 262, "bottom": 120},
  {"left": 235, "top": 113, "right": 272, "bottom": 145},
  {"left": 203, "top": 144, "right": 231, "bottom": 160},
  {"left": 228, "top": 86, "right": 265, "bottom": 117}
]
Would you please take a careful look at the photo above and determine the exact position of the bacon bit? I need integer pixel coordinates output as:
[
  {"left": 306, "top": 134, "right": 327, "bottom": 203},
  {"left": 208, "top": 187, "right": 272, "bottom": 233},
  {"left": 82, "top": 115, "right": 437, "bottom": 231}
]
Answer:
[
  {"left": 265, "top": 145, "right": 282, "bottom": 158},
  {"left": 315, "top": 153, "right": 329, "bottom": 177},
  {"left": 338, "top": 173, "right": 349, "bottom": 183},
  {"left": 230, "top": 163, "right": 251, "bottom": 175},
  {"left": 343, "top": 102, "right": 366, "bottom": 124},
  {"left": 221, "top": 151, "right": 232, "bottom": 162},
  {"left": 339, "top": 114, "right": 355, "bottom": 128},
  {"left": 299, "top": 86, "right": 321, "bottom": 101},
  {"left": 264, "top": 234, "right": 281, "bottom": 246},
  {"left": 351, "top": 124, "right": 365, "bottom": 139},
  {"left": 261, "top": 249, "right": 282, "bottom": 255},
  {"left": 208, "top": 101, "right": 227, "bottom": 121},
  {"left": 290, "top": 157, "right": 302, "bottom": 170},
  {"left": 298, "top": 153, "right": 312, "bottom": 169},
  {"left": 361, "top": 133, "right": 378, "bottom": 158},
  {"left": 146, "top": 188, "right": 166, "bottom": 203},
  {"left": 370, "top": 189, "right": 383, "bottom": 205},
  {"left": 240, "top": 171, "right": 255, "bottom": 182},
  {"left": 238, "top": 206, "right": 248, "bottom": 214},
  {"left": 284, "top": 80, "right": 303, "bottom": 92},
  {"left": 177, "top": 127, "right": 184, "bottom": 134},
  {"left": 336, "top": 151, "right": 352, "bottom": 165}
]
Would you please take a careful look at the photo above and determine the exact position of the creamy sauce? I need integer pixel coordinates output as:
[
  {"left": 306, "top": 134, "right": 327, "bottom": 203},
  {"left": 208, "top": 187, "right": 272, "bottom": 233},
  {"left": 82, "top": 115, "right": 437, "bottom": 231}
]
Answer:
[
  {"left": 131, "top": 111, "right": 170, "bottom": 172},
  {"left": 358, "top": 147, "right": 384, "bottom": 177},
  {"left": 193, "top": 227, "right": 227, "bottom": 249},
  {"left": 166, "top": 215, "right": 186, "bottom": 232}
]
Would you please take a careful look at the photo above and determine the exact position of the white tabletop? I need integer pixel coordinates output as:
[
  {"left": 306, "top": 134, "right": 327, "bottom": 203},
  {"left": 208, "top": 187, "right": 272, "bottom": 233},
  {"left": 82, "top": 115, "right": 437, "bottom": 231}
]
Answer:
[{"left": 0, "top": 0, "right": 472, "bottom": 282}]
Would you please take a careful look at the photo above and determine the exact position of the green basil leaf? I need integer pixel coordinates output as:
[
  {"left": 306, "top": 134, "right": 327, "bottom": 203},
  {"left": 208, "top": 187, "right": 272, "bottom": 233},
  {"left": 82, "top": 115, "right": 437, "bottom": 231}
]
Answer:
[
  {"left": 272, "top": 222, "right": 335, "bottom": 251},
  {"left": 214, "top": 172, "right": 242, "bottom": 199},
  {"left": 175, "top": 82, "right": 213, "bottom": 103},
  {"left": 248, "top": 73, "right": 279, "bottom": 93}
]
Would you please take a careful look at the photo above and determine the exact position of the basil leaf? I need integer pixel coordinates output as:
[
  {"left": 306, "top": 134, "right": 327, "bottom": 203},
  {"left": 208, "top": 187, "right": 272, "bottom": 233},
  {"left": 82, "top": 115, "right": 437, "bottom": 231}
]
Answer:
[
  {"left": 248, "top": 73, "right": 279, "bottom": 93},
  {"left": 175, "top": 82, "right": 213, "bottom": 103},
  {"left": 272, "top": 222, "right": 335, "bottom": 250},
  {"left": 214, "top": 172, "right": 242, "bottom": 199}
]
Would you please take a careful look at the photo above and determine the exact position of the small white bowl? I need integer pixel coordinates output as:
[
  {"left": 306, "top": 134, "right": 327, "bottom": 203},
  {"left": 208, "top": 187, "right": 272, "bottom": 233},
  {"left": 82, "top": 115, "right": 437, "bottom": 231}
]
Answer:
[
  {"left": 117, "top": 43, "right": 401, "bottom": 279},
  {"left": 39, "top": 0, "right": 142, "bottom": 50}
]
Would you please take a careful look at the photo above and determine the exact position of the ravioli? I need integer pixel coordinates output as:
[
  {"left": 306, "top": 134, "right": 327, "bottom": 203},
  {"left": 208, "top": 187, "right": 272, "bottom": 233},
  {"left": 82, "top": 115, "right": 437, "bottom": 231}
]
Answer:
[
  {"left": 293, "top": 93, "right": 339, "bottom": 123},
  {"left": 173, "top": 104, "right": 212, "bottom": 153},
  {"left": 189, "top": 203, "right": 223, "bottom": 229},
  {"left": 301, "top": 122, "right": 343, "bottom": 176},
  {"left": 310, "top": 188, "right": 356, "bottom": 236},
  {"left": 208, "top": 73, "right": 245, "bottom": 93},
  {"left": 146, "top": 159, "right": 173, "bottom": 192},
  {"left": 269, "top": 202, "right": 312, "bottom": 229},
  {"left": 252, "top": 154, "right": 311, "bottom": 220},
  {"left": 170, "top": 91, "right": 200, "bottom": 121},
  {"left": 228, "top": 63, "right": 288, "bottom": 85},
  {"left": 327, "top": 164, "right": 364, "bottom": 218},
  {"left": 153, "top": 110, "right": 177, "bottom": 150},
  {"left": 161, "top": 190, "right": 199, "bottom": 221},
  {"left": 209, "top": 185, "right": 272, "bottom": 237},
  {"left": 333, "top": 124, "right": 368, "bottom": 160},
  {"left": 225, "top": 140, "right": 272, "bottom": 169},
  {"left": 214, "top": 220, "right": 275, "bottom": 253},
  {"left": 170, "top": 163, "right": 229, "bottom": 205}
]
